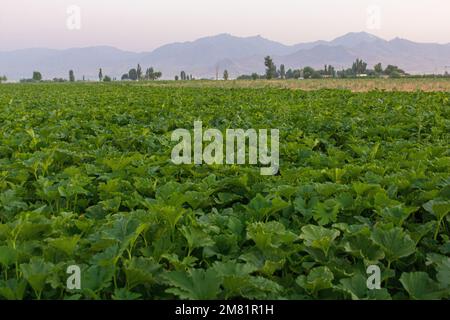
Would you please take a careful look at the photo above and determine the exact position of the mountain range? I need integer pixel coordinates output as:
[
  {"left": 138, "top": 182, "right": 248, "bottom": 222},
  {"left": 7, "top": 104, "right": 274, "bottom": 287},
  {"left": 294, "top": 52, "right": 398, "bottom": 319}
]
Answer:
[{"left": 1, "top": 32, "right": 449, "bottom": 80}]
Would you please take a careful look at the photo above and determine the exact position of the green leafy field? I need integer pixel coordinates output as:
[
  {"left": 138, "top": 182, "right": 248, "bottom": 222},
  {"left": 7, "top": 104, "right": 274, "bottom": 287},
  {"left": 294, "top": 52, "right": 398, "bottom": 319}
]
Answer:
[{"left": 0, "top": 83, "right": 449, "bottom": 300}]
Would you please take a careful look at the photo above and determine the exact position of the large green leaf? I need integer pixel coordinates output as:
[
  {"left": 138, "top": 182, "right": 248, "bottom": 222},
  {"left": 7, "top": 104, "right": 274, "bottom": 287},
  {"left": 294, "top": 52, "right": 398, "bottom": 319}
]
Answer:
[
  {"left": 165, "top": 268, "right": 222, "bottom": 300},
  {"left": 0, "top": 279, "right": 27, "bottom": 300},
  {"left": 20, "top": 258, "right": 54, "bottom": 297},
  {"left": 312, "top": 199, "right": 340, "bottom": 226},
  {"left": 0, "top": 246, "right": 18, "bottom": 267},
  {"left": 247, "top": 221, "right": 297, "bottom": 254},
  {"left": 426, "top": 253, "right": 450, "bottom": 288},
  {"left": 296, "top": 266, "right": 334, "bottom": 295},
  {"left": 343, "top": 234, "right": 385, "bottom": 262},
  {"left": 400, "top": 272, "right": 448, "bottom": 300},
  {"left": 300, "top": 225, "right": 340, "bottom": 256},
  {"left": 124, "top": 257, "right": 161, "bottom": 289},
  {"left": 338, "top": 273, "right": 391, "bottom": 300},
  {"left": 371, "top": 226, "right": 416, "bottom": 262},
  {"left": 48, "top": 235, "right": 80, "bottom": 256}
]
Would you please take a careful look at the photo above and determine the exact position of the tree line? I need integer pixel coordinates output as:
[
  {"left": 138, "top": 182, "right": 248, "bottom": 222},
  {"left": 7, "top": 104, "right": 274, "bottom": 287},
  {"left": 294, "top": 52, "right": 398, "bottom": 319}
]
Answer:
[
  {"left": 16, "top": 64, "right": 162, "bottom": 83},
  {"left": 237, "top": 56, "right": 411, "bottom": 80},
  {"left": 175, "top": 71, "right": 195, "bottom": 81},
  {"left": 120, "top": 64, "right": 162, "bottom": 81},
  {"left": 4, "top": 57, "right": 450, "bottom": 83}
]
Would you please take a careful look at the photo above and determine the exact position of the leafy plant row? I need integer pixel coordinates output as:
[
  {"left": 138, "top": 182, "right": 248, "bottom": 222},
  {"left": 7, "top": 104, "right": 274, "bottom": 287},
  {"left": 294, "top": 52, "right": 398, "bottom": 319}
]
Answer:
[{"left": 0, "top": 83, "right": 448, "bottom": 300}]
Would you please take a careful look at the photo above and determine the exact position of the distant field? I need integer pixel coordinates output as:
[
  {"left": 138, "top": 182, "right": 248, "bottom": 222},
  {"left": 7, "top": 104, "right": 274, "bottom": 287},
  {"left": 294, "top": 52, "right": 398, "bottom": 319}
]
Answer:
[{"left": 140, "top": 78, "right": 450, "bottom": 92}]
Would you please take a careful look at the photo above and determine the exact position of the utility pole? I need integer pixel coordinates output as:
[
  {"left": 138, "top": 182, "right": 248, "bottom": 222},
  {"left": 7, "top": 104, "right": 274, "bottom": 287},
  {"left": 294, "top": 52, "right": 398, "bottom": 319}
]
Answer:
[{"left": 215, "top": 64, "right": 219, "bottom": 81}]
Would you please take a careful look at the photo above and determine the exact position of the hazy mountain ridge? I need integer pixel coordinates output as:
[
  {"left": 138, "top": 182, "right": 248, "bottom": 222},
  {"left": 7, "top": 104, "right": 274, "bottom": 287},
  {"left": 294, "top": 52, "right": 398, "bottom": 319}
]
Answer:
[{"left": 1, "top": 32, "right": 449, "bottom": 80}]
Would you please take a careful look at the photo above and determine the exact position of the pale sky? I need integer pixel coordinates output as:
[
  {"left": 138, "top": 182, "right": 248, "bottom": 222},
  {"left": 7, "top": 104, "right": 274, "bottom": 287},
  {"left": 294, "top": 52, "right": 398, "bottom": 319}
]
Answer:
[{"left": 1, "top": 0, "right": 449, "bottom": 51}]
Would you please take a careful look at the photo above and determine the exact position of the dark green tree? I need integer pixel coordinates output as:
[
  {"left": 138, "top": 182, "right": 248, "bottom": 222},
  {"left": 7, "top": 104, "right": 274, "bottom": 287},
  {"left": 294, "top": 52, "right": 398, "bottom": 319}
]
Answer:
[
  {"left": 279, "top": 64, "right": 286, "bottom": 79},
  {"left": 384, "top": 65, "right": 406, "bottom": 78},
  {"left": 32, "top": 71, "right": 42, "bottom": 81},
  {"left": 137, "top": 64, "right": 142, "bottom": 80},
  {"left": 329, "top": 65, "right": 336, "bottom": 77},
  {"left": 154, "top": 71, "right": 162, "bottom": 80},
  {"left": 352, "top": 59, "right": 368, "bottom": 75},
  {"left": 303, "top": 66, "right": 316, "bottom": 79},
  {"left": 98, "top": 68, "right": 103, "bottom": 82},
  {"left": 285, "top": 69, "right": 293, "bottom": 79},
  {"left": 264, "top": 56, "right": 277, "bottom": 80},
  {"left": 322, "top": 65, "right": 335, "bottom": 77},
  {"left": 103, "top": 75, "right": 112, "bottom": 82},
  {"left": 374, "top": 63, "right": 383, "bottom": 75},
  {"left": 223, "top": 70, "right": 229, "bottom": 80},
  {"left": 145, "top": 67, "right": 153, "bottom": 80},
  {"left": 69, "top": 70, "right": 75, "bottom": 82},
  {"left": 128, "top": 68, "right": 138, "bottom": 81},
  {"left": 144, "top": 67, "right": 162, "bottom": 80}
]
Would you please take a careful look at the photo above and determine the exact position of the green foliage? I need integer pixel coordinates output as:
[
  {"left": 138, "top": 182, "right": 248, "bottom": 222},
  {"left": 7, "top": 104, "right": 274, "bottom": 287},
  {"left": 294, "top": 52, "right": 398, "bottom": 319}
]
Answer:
[
  {"left": 69, "top": 70, "right": 75, "bottom": 82},
  {"left": 371, "top": 225, "right": 416, "bottom": 263},
  {"left": 0, "top": 83, "right": 448, "bottom": 300},
  {"left": 32, "top": 71, "right": 42, "bottom": 81},
  {"left": 300, "top": 225, "right": 340, "bottom": 256},
  {"left": 352, "top": 58, "right": 368, "bottom": 75},
  {"left": 128, "top": 68, "right": 137, "bottom": 81},
  {"left": 165, "top": 269, "right": 221, "bottom": 300},
  {"left": 303, "top": 66, "right": 318, "bottom": 79},
  {"left": 144, "top": 67, "right": 162, "bottom": 81},
  {"left": 400, "top": 272, "right": 447, "bottom": 300},
  {"left": 374, "top": 63, "right": 383, "bottom": 75},
  {"left": 264, "top": 56, "right": 277, "bottom": 80},
  {"left": 223, "top": 70, "right": 229, "bottom": 81},
  {"left": 279, "top": 64, "right": 285, "bottom": 79},
  {"left": 296, "top": 266, "right": 334, "bottom": 295},
  {"left": 384, "top": 65, "right": 407, "bottom": 77}
]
